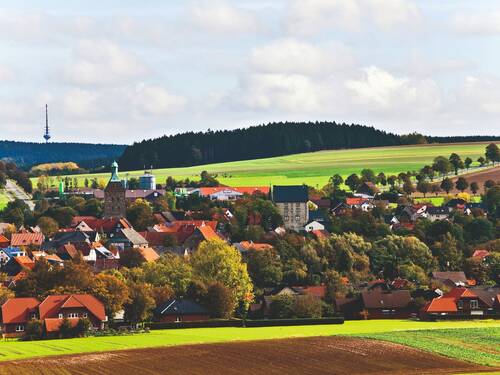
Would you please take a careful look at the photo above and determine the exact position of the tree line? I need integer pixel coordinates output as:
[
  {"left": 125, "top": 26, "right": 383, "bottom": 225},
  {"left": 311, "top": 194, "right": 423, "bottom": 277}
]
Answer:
[
  {"left": 0, "top": 141, "right": 125, "bottom": 168},
  {"left": 119, "top": 122, "right": 500, "bottom": 170}
]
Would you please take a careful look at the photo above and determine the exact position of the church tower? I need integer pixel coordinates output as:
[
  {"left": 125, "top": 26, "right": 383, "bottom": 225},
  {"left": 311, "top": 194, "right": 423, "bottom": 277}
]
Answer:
[{"left": 104, "top": 161, "right": 126, "bottom": 219}]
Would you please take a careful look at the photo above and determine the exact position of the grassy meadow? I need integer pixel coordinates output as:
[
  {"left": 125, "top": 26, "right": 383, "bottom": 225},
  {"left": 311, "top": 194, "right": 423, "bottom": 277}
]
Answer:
[
  {"left": 0, "top": 192, "right": 10, "bottom": 210},
  {"left": 0, "top": 319, "right": 497, "bottom": 362},
  {"left": 37, "top": 142, "right": 494, "bottom": 188}
]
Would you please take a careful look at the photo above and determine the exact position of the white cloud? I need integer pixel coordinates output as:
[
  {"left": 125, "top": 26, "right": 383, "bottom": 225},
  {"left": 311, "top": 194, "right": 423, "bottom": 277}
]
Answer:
[
  {"left": 286, "top": 0, "right": 361, "bottom": 35},
  {"left": 286, "top": 0, "right": 421, "bottom": 34},
  {"left": 451, "top": 10, "right": 500, "bottom": 35},
  {"left": 235, "top": 73, "right": 327, "bottom": 112},
  {"left": 250, "top": 39, "right": 355, "bottom": 76},
  {"left": 345, "top": 66, "right": 441, "bottom": 113},
  {"left": 460, "top": 75, "right": 500, "bottom": 113},
  {"left": 133, "top": 85, "right": 187, "bottom": 116},
  {"left": 62, "top": 89, "right": 101, "bottom": 118},
  {"left": 0, "top": 65, "right": 14, "bottom": 81},
  {"left": 190, "top": 1, "right": 261, "bottom": 34},
  {"left": 64, "top": 39, "right": 148, "bottom": 86}
]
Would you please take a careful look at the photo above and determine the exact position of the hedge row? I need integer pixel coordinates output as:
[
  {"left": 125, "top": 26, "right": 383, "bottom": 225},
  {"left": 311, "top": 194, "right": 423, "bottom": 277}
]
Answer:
[{"left": 146, "top": 317, "right": 344, "bottom": 330}]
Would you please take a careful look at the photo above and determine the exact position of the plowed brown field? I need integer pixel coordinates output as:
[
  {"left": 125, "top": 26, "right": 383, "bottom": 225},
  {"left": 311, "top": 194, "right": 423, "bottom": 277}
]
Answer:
[{"left": 0, "top": 336, "right": 495, "bottom": 375}]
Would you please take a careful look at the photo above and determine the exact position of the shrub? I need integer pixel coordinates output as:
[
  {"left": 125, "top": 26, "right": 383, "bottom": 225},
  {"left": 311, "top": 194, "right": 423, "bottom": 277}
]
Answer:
[
  {"left": 75, "top": 318, "right": 91, "bottom": 337},
  {"left": 24, "top": 320, "right": 43, "bottom": 341},
  {"left": 59, "top": 318, "right": 73, "bottom": 339}
]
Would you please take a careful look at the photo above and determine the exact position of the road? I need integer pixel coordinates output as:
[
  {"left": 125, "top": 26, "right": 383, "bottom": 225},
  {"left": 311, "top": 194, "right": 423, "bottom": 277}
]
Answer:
[{"left": 5, "top": 179, "right": 35, "bottom": 211}]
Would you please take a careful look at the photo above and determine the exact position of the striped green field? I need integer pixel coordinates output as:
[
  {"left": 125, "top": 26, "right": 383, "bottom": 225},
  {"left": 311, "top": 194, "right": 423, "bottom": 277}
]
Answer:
[
  {"left": 36, "top": 142, "right": 494, "bottom": 188},
  {"left": 362, "top": 327, "right": 500, "bottom": 367}
]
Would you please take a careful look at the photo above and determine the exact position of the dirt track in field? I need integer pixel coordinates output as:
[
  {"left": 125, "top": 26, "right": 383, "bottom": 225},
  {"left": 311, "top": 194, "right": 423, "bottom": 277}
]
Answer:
[{"left": 0, "top": 336, "right": 495, "bottom": 375}]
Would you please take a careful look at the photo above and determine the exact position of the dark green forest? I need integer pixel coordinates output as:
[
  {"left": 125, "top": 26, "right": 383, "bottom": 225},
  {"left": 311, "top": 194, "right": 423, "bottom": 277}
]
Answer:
[
  {"left": 119, "top": 122, "right": 499, "bottom": 170},
  {"left": 0, "top": 141, "right": 126, "bottom": 168}
]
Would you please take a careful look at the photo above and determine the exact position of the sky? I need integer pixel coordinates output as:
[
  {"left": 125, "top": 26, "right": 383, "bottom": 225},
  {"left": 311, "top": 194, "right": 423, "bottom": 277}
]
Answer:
[{"left": 0, "top": 0, "right": 500, "bottom": 144}]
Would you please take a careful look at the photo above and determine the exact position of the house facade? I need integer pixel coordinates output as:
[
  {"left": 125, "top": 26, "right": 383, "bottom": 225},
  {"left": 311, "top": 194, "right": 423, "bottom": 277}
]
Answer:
[
  {"left": 272, "top": 185, "right": 309, "bottom": 231},
  {"left": 1, "top": 294, "right": 107, "bottom": 338}
]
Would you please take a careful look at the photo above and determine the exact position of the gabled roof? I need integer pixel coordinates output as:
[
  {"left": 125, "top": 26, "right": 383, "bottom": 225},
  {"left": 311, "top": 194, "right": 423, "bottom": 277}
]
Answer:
[
  {"left": 346, "top": 197, "right": 369, "bottom": 206},
  {"left": 311, "top": 229, "right": 329, "bottom": 240},
  {"left": 0, "top": 234, "right": 10, "bottom": 244},
  {"left": 154, "top": 299, "right": 210, "bottom": 316},
  {"left": 139, "top": 247, "right": 160, "bottom": 262},
  {"left": 14, "top": 256, "right": 35, "bottom": 270},
  {"left": 38, "top": 294, "right": 106, "bottom": 322},
  {"left": 272, "top": 185, "right": 308, "bottom": 203},
  {"left": 237, "top": 241, "right": 273, "bottom": 252},
  {"left": 118, "top": 228, "right": 148, "bottom": 246},
  {"left": 423, "top": 297, "right": 458, "bottom": 313},
  {"left": 58, "top": 244, "right": 80, "bottom": 259},
  {"left": 361, "top": 289, "right": 412, "bottom": 309},
  {"left": 1, "top": 297, "right": 40, "bottom": 324},
  {"left": 197, "top": 225, "right": 220, "bottom": 241},
  {"left": 472, "top": 250, "right": 490, "bottom": 259},
  {"left": 11, "top": 233, "right": 44, "bottom": 247},
  {"left": 432, "top": 271, "right": 468, "bottom": 284}
]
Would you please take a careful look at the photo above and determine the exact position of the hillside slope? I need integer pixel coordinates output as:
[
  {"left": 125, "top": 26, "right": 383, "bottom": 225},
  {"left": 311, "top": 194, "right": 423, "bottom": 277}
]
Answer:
[
  {"left": 56, "top": 142, "right": 494, "bottom": 188},
  {"left": 0, "top": 141, "right": 126, "bottom": 168}
]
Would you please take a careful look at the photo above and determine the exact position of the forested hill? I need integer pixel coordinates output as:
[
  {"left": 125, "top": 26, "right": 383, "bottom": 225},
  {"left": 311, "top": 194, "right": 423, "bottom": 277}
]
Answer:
[
  {"left": 119, "top": 122, "right": 404, "bottom": 170},
  {"left": 0, "top": 141, "right": 126, "bottom": 168}
]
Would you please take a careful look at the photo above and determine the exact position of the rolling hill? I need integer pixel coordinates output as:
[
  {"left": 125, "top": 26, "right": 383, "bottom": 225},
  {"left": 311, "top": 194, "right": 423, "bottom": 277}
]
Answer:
[
  {"left": 49, "top": 142, "right": 495, "bottom": 188},
  {"left": 0, "top": 141, "right": 126, "bottom": 168}
]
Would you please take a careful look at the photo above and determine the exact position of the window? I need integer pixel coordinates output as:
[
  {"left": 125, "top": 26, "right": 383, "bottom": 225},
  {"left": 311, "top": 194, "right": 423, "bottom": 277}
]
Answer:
[
  {"left": 470, "top": 300, "right": 479, "bottom": 309},
  {"left": 58, "top": 313, "right": 63, "bottom": 319},
  {"left": 82, "top": 313, "right": 88, "bottom": 318},
  {"left": 175, "top": 317, "right": 181, "bottom": 323},
  {"left": 284, "top": 216, "right": 289, "bottom": 221},
  {"left": 457, "top": 300, "right": 463, "bottom": 309},
  {"left": 68, "top": 313, "right": 79, "bottom": 318},
  {"left": 15, "top": 325, "right": 24, "bottom": 332},
  {"left": 295, "top": 215, "right": 300, "bottom": 221}
]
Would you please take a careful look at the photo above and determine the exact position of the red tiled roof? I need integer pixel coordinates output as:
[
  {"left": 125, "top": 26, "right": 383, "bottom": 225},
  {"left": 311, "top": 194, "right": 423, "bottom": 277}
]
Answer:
[
  {"left": 80, "top": 218, "right": 131, "bottom": 233},
  {"left": 14, "top": 256, "right": 35, "bottom": 270},
  {"left": 1, "top": 297, "right": 39, "bottom": 324},
  {"left": 198, "top": 225, "right": 220, "bottom": 241},
  {"left": 301, "top": 285, "right": 326, "bottom": 298},
  {"left": 239, "top": 241, "right": 273, "bottom": 251},
  {"left": 346, "top": 197, "right": 367, "bottom": 206},
  {"left": 139, "top": 247, "right": 160, "bottom": 262},
  {"left": 11, "top": 233, "right": 44, "bottom": 247},
  {"left": 0, "top": 234, "right": 10, "bottom": 247},
  {"left": 311, "top": 230, "right": 329, "bottom": 240},
  {"left": 423, "top": 297, "right": 458, "bottom": 313},
  {"left": 58, "top": 244, "right": 80, "bottom": 259},
  {"left": 472, "top": 250, "right": 490, "bottom": 259},
  {"left": 38, "top": 295, "right": 106, "bottom": 322}
]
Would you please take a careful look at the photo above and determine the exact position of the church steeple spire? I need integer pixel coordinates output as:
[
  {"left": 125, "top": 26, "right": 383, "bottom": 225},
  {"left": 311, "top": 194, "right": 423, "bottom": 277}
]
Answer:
[{"left": 43, "top": 104, "right": 51, "bottom": 143}]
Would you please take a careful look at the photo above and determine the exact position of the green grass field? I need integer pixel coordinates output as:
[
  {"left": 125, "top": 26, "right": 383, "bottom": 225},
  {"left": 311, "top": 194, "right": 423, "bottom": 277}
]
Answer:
[
  {"left": 0, "top": 192, "right": 10, "bottom": 211},
  {"left": 362, "top": 327, "right": 500, "bottom": 367},
  {"left": 38, "top": 142, "right": 494, "bottom": 188},
  {"left": 0, "top": 319, "right": 497, "bottom": 362}
]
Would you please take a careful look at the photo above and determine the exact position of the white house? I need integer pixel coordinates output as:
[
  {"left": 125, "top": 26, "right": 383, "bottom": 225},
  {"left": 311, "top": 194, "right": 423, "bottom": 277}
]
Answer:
[{"left": 305, "top": 221, "right": 325, "bottom": 232}]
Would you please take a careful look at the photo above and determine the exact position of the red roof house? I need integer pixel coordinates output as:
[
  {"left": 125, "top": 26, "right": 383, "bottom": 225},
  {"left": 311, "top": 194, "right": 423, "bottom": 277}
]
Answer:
[
  {"left": 11, "top": 233, "right": 44, "bottom": 247},
  {"left": 420, "top": 288, "right": 491, "bottom": 320}
]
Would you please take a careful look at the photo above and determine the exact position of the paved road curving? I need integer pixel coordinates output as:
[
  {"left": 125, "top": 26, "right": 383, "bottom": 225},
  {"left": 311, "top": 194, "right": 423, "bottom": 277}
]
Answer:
[{"left": 5, "top": 179, "right": 35, "bottom": 211}]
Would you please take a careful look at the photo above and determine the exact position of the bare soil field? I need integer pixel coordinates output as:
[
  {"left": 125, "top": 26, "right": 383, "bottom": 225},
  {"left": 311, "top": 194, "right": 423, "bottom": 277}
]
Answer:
[
  {"left": 0, "top": 336, "right": 494, "bottom": 375},
  {"left": 448, "top": 166, "right": 500, "bottom": 194}
]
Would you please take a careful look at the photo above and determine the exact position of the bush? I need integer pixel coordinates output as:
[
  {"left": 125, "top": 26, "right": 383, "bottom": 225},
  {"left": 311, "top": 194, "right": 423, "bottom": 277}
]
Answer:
[
  {"left": 75, "top": 318, "right": 91, "bottom": 337},
  {"left": 59, "top": 318, "right": 74, "bottom": 339},
  {"left": 23, "top": 320, "right": 43, "bottom": 341},
  {"left": 269, "top": 295, "right": 295, "bottom": 319},
  {"left": 293, "top": 295, "right": 322, "bottom": 318}
]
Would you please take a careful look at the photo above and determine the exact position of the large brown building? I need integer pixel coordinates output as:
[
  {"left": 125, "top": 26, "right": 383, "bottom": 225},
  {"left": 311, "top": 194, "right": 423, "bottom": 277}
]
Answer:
[
  {"left": 104, "top": 161, "right": 126, "bottom": 219},
  {"left": 272, "top": 185, "right": 309, "bottom": 231}
]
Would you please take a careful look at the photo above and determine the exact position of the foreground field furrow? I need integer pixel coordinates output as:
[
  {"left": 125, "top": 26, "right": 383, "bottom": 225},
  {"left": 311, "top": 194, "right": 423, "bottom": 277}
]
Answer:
[{"left": 0, "top": 336, "right": 492, "bottom": 375}]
